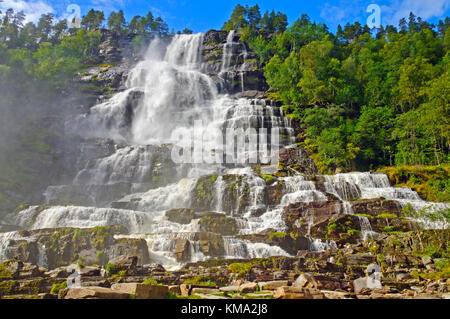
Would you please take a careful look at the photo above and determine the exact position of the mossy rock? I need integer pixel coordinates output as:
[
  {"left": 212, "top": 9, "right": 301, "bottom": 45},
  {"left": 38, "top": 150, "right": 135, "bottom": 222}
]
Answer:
[
  {"left": 199, "top": 215, "right": 238, "bottom": 236},
  {"left": 166, "top": 208, "right": 196, "bottom": 225}
]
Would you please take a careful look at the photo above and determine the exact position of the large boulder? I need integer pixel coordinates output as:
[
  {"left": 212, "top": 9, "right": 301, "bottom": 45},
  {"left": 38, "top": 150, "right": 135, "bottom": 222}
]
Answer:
[
  {"left": 63, "top": 287, "right": 130, "bottom": 299},
  {"left": 111, "top": 283, "right": 168, "bottom": 299},
  {"left": 106, "top": 255, "right": 138, "bottom": 275},
  {"left": 353, "top": 277, "right": 382, "bottom": 294}
]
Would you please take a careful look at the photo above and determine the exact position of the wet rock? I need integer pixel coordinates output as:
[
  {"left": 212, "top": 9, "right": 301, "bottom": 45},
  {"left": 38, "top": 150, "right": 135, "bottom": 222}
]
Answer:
[
  {"left": 0, "top": 224, "right": 22, "bottom": 233},
  {"left": 165, "top": 209, "right": 196, "bottom": 224},
  {"left": 278, "top": 147, "right": 318, "bottom": 176},
  {"left": 238, "top": 230, "right": 309, "bottom": 255},
  {"left": 174, "top": 239, "right": 191, "bottom": 262},
  {"left": 199, "top": 215, "right": 238, "bottom": 236}
]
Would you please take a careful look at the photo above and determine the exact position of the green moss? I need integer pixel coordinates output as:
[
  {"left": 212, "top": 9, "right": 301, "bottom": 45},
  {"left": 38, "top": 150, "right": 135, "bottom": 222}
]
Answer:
[
  {"left": 261, "top": 174, "right": 277, "bottom": 185},
  {"left": 50, "top": 281, "right": 67, "bottom": 295},
  {"left": 0, "top": 280, "right": 16, "bottom": 296},
  {"left": 377, "top": 165, "right": 450, "bottom": 202},
  {"left": 228, "top": 263, "right": 254, "bottom": 277},
  {"left": 105, "top": 262, "right": 118, "bottom": 276},
  {"left": 183, "top": 276, "right": 216, "bottom": 287},
  {"left": 347, "top": 229, "right": 360, "bottom": 236},
  {"left": 142, "top": 279, "right": 158, "bottom": 285},
  {"left": 377, "top": 213, "right": 398, "bottom": 219},
  {"left": 267, "top": 232, "right": 287, "bottom": 240}
]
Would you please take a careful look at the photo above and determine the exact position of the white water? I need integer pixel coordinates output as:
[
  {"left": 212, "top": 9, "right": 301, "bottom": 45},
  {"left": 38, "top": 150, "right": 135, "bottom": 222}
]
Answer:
[{"left": 3, "top": 34, "right": 449, "bottom": 268}]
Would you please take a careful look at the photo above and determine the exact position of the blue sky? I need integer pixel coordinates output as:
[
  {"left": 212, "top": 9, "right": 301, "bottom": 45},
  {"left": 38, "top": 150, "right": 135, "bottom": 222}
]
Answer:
[{"left": 1, "top": 0, "right": 449, "bottom": 33}]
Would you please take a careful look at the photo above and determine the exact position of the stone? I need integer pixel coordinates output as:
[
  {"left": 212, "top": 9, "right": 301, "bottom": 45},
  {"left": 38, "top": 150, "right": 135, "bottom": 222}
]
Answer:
[
  {"left": 64, "top": 287, "right": 131, "bottom": 299},
  {"left": 353, "top": 277, "right": 382, "bottom": 294},
  {"left": 258, "top": 280, "right": 289, "bottom": 291},
  {"left": 77, "top": 265, "right": 102, "bottom": 277},
  {"left": 194, "top": 293, "right": 229, "bottom": 299},
  {"left": 239, "top": 282, "right": 257, "bottom": 293},
  {"left": 274, "top": 287, "right": 325, "bottom": 299},
  {"left": 422, "top": 256, "right": 432, "bottom": 266},
  {"left": 442, "top": 293, "right": 450, "bottom": 299},
  {"left": 107, "top": 255, "right": 138, "bottom": 274},
  {"left": 168, "top": 285, "right": 181, "bottom": 294},
  {"left": 111, "top": 283, "right": 168, "bottom": 299},
  {"left": 321, "top": 290, "right": 353, "bottom": 299},
  {"left": 174, "top": 239, "right": 191, "bottom": 262},
  {"left": 180, "top": 284, "right": 192, "bottom": 297},
  {"left": 220, "top": 286, "right": 239, "bottom": 292},
  {"left": 293, "top": 273, "right": 318, "bottom": 289},
  {"left": 45, "top": 267, "right": 71, "bottom": 278},
  {"left": 192, "top": 287, "right": 221, "bottom": 294}
]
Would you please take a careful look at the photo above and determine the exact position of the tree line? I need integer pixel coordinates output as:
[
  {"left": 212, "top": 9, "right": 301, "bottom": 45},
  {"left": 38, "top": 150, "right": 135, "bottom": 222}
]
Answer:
[{"left": 223, "top": 4, "right": 449, "bottom": 173}]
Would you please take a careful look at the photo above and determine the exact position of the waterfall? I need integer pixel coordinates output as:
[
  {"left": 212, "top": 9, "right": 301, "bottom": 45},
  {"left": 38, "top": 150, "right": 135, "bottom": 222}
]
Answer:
[
  {"left": 0, "top": 232, "right": 18, "bottom": 262},
  {"left": 13, "top": 206, "right": 155, "bottom": 234},
  {"left": 7, "top": 33, "right": 449, "bottom": 272},
  {"left": 214, "top": 176, "right": 226, "bottom": 212},
  {"left": 220, "top": 30, "right": 235, "bottom": 73},
  {"left": 322, "top": 172, "right": 450, "bottom": 226},
  {"left": 309, "top": 238, "right": 338, "bottom": 252},
  {"left": 223, "top": 237, "right": 290, "bottom": 259},
  {"left": 37, "top": 245, "right": 48, "bottom": 269},
  {"left": 357, "top": 216, "right": 376, "bottom": 241}
]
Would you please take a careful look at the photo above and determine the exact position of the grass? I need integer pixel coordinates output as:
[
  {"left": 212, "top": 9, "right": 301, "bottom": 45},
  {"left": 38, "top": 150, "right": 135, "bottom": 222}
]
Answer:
[
  {"left": 183, "top": 276, "right": 217, "bottom": 287},
  {"left": 377, "top": 165, "right": 450, "bottom": 202}
]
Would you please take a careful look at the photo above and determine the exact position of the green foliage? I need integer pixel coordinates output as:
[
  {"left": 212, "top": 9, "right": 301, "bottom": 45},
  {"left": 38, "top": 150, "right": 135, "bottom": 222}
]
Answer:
[
  {"left": 379, "top": 165, "right": 450, "bottom": 202},
  {"left": 230, "top": 8, "right": 450, "bottom": 173}
]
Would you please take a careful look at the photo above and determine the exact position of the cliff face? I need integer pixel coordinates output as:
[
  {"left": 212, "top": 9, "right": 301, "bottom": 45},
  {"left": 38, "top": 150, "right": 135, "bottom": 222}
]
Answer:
[{"left": 201, "top": 30, "right": 268, "bottom": 94}]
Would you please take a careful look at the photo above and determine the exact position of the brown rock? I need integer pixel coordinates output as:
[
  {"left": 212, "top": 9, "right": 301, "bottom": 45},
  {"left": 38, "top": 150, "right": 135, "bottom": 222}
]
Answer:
[
  {"left": 239, "top": 282, "right": 257, "bottom": 293},
  {"left": 293, "top": 273, "right": 318, "bottom": 289},
  {"left": 64, "top": 287, "right": 131, "bottom": 299},
  {"left": 169, "top": 285, "right": 181, "bottom": 294},
  {"left": 180, "top": 284, "right": 192, "bottom": 297},
  {"left": 111, "top": 283, "right": 168, "bottom": 299},
  {"left": 174, "top": 239, "right": 191, "bottom": 262},
  {"left": 192, "top": 287, "right": 221, "bottom": 294},
  {"left": 258, "top": 280, "right": 289, "bottom": 290},
  {"left": 274, "top": 287, "right": 325, "bottom": 299}
]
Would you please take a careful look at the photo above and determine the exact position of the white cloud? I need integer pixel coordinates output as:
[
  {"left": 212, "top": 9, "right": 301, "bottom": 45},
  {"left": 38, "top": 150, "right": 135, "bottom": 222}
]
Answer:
[
  {"left": 382, "top": 0, "right": 450, "bottom": 25},
  {"left": 319, "top": 0, "right": 367, "bottom": 27},
  {"left": 0, "top": 0, "right": 55, "bottom": 23}
]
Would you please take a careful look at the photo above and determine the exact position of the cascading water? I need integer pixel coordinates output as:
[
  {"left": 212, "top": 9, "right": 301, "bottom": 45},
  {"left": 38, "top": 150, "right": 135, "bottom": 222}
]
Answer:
[{"left": 2, "top": 34, "right": 448, "bottom": 268}]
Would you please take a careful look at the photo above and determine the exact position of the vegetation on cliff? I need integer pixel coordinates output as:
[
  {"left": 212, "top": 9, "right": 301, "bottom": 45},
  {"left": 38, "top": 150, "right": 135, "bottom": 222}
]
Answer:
[{"left": 223, "top": 4, "right": 449, "bottom": 174}]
